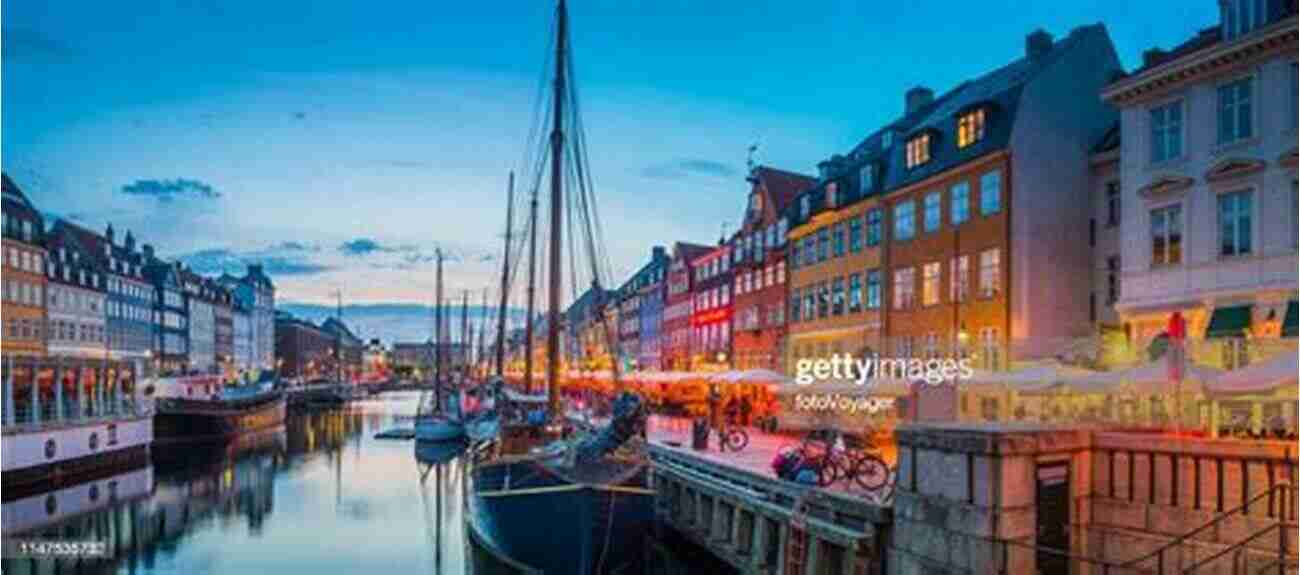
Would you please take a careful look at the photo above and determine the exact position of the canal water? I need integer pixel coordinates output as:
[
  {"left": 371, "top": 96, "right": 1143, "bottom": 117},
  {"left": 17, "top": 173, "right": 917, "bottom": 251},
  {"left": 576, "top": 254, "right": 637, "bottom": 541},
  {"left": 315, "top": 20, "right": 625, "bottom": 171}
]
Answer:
[{"left": 1, "top": 392, "right": 735, "bottom": 575}]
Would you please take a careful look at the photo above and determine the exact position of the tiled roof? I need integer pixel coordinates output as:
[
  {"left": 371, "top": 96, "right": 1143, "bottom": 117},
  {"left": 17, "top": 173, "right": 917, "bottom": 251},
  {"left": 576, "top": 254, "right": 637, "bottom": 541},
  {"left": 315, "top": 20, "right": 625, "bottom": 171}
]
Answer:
[
  {"left": 1, "top": 173, "right": 45, "bottom": 235},
  {"left": 752, "top": 166, "right": 816, "bottom": 213},
  {"left": 672, "top": 241, "right": 713, "bottom": 263},
  {"left": 789, "top": 24, "right": 1109, "bottom": 225}
]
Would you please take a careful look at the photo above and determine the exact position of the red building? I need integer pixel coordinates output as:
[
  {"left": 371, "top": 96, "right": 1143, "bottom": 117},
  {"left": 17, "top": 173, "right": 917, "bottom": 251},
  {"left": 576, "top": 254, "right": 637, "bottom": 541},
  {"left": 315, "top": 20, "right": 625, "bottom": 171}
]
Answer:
[
  {"left": 662, "top": 241, "right": 712, "bottom": 371},
  {"left": 730, "top": 166, "right": 814, "bottom": 371},
  {"left": 690, "top": 243, "right": 733, "bottom": 371}
]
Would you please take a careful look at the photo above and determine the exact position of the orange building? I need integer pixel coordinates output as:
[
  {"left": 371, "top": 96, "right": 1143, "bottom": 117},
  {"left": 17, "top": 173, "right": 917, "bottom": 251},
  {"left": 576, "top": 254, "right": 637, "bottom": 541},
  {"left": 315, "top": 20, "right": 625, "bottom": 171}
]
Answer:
[{"left": 2, "top": 174, "right": 48, "bottom": 359}]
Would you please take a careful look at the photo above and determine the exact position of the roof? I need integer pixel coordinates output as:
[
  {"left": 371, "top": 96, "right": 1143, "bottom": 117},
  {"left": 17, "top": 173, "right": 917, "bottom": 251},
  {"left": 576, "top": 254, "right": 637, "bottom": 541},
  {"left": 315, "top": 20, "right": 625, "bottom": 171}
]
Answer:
[
  {"left": 1, "top": 173, "right": 45, "bottom": 242},
  {"left": 320, "top": 317, "right": 361, "bottom": 342},
  {"left": 788, "top": 24, "right": 1110, "bottom": 226},
  {"left": 671, "top": 241, "right": 713, "bottom": 264},
  {"left": 751, "top": 166, "right": 816, "bottom": 213},
  {"left": 243, "top": 263, "right": 274, "bottom": 291},
  {"left": 1090, "top": 121, "right": 1121, "bottom": 155},
  {"left": 1130, "top": 26, "right": 1221, "bottom": 76}
]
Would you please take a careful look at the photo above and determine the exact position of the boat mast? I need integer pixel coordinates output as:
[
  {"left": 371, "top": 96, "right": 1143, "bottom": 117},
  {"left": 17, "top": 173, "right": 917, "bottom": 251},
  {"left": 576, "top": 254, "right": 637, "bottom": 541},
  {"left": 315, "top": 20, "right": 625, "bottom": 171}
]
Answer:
[
  {"left": 433, "top": 248, "right": 444, "bottom": 408},
  {"left": 495, "top": 172, "right": 514, "bottom": 378},
  {"left": 478, "top": 287, "right": 488, "bottom": 376},
  {"left": 524, "top": 176, "right": 539, "bottom": 393},
  {"left": 545, "top": 0, "right": 567, "bottom": 417},
  {"left": 460, "top": 290, "right": 469, "bottom": 380},
  {"left": 335, "top": 289, "right": 344, "bottom": 385}
]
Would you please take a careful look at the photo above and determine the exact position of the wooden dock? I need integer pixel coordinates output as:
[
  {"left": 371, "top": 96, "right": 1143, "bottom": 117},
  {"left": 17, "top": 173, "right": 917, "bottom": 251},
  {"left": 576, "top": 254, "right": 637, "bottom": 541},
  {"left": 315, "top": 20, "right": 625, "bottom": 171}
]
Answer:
[{"left": 645, "top": 417, "right": 895, "bottom": 575}]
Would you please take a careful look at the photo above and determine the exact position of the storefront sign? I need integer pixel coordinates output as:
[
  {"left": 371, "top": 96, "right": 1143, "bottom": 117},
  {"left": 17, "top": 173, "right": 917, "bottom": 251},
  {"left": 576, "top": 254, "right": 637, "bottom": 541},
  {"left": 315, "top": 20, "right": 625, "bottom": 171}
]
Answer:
[{"left": 691, "top": 308, "right": 731, "bottom": 326}]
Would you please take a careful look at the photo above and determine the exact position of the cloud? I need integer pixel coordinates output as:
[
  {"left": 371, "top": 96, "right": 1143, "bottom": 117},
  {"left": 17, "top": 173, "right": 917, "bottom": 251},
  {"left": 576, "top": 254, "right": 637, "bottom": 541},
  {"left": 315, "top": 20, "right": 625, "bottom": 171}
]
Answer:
[
  {"left": 1, "top": 28, "right": 71, "bottom": 62},
  {"left": 175, "top": 243, "right": 332, "bottom": 277},
  {"left": 641, "top": 158, "right": 738, "bottom": 181},
  {"left": 339, "top": 237, "right": 397, "bottom": 257},
  {"left": 120, "top": 178, "right": 220, "bottom": 203}
]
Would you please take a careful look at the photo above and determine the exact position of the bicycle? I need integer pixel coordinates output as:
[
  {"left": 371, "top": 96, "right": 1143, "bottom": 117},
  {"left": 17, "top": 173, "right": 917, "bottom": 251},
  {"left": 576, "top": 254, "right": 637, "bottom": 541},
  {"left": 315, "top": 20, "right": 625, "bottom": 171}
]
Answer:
[
  {"left": 799, "top": 428, "right": 891, "bottom": 491},
  {"left": 715, "top": 423, "right": 749, "bottom": 452}
]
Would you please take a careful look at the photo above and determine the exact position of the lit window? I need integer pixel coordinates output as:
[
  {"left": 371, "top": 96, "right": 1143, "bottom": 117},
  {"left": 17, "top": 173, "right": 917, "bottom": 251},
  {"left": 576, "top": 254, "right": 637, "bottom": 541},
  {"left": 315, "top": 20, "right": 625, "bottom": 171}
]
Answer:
[
  {"left": 848, "top": 273, "right": 862, "bottom": 313},
  {"left": 865, "top": 210, "right": 882, "bottom": 246},
  {"left": 865, "top": 270, "right": 881, "bottom": 309},
  {"left": 1217, "top": 78, "right": 1253, "bottom": 145},
  {"left": 921, "top": 262, "right": 941, "bottom": 306},
  {"left": 978, "top": 249, "right": 1001, "bottom": 298},
  {"left": 832, "top": 223, "right": 845, "bottom": 257},
  {"left": 1150, "top": 204, "right": 1183, "bottom": 266},
  {"left": 906, "top": 133, "right": 931, "bottom": 168},
  {"left": 1218, "top": 190, "right": 1252, "bottom": 257},
  {"left": 848, "top": 217, "right": 863, "bottom": 252},
  {"left": 894, "top": 201, "right": 915, "bottom": 241},
  {"left": 950, "top": 255, "right": 969, "bottom": 302},
  {"left": 831, "top": 277, "right": 845, "bottom": 316},
  {"left": 957, "top": 109, "right": 986, "bottom": 148},
  {"left": 893, "top": 267, "right": 915, "bottom": 310}
]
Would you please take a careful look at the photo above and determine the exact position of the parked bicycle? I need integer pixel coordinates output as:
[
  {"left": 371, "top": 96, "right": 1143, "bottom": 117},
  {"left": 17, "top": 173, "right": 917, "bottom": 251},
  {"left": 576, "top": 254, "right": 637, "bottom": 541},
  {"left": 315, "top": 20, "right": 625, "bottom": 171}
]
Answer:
[
  {"left": 715, "top": 422, "right": 749, "bottom": 452},
  {"left": 798, "top": 427, "right": 891, "bottom": 491}
]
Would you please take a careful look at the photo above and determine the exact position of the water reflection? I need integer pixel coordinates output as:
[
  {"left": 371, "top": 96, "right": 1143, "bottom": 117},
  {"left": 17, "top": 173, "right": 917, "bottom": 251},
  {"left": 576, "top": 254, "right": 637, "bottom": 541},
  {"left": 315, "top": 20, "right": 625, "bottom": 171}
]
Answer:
[{"left": 1, "top": 392, "right": 729, "bottom": 575}]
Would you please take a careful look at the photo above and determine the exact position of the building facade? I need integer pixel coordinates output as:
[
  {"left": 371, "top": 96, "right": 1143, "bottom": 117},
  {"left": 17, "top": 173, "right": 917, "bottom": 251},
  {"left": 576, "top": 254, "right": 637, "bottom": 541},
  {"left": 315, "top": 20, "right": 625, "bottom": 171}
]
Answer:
[
  {"left": 226, "top": 264, "right": 275, "bottom": 373},
  {"left": 662, "top": 242, "right": 712, "bottom": 371},
  {"left": 213, "top": 286, "right": 234, "bottom": 378},
  {"left": 320, "top": 317, "right": 364, "bottom": 382},
  {"left": 690, "top": 243, "right": 733, "bottom": 370},
  {"left": 731, "top": 166, "right": 810, "bottom": 371},
  {"left": 45, "top": 222, "right": 108, "bottom": 360},
  {"left": 1, "top": 174, "right": 48, "bottom": 359},
  {"left": 144, "top": 253, "right": 189, "bottom": 374},
  {"left": 613, "top": 245, "right": 668, "bottom": 372},
  {"left": 637, "top": 254, "right": 668, "bottom": 371},
  {"left": 274, "top": 312, "right": 334, "bottom": 380},
  {"left": 181, "top": 269, "right": 217, "bottom": 374},
  {"left": 232, "top": 302, "right": 253, "bottom": 376},
  {"left": 1102, "top": 2, "right": 1298, "bottom": 369}
]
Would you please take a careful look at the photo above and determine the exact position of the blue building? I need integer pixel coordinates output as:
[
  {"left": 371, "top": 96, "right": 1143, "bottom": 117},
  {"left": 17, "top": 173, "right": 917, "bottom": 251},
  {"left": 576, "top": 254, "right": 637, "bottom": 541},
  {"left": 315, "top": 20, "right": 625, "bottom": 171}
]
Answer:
[
  {"left": 59, "top": 224, "right": 156, "bottom": 373},
  {"left": 143, "top": 248, "right": 189, "bottom": 375},
  {"left": 635, "top": 247, "right": 670, "bottom": 370}
]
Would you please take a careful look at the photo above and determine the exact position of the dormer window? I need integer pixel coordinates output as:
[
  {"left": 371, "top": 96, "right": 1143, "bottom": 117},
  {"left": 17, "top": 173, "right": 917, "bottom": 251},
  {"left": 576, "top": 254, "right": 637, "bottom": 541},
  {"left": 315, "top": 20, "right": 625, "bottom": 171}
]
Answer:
[
  {"left": 859, "top": 164, "right": 875, "bottom": 193},
  {"left": 906, "top": 133, "right": 932, "bottom": 169},
  {"left": 825, "top": 182, "right": 839, "bottom": 208},
  {"left": 881, "top": 131, "right": 894, "bottom": 149},
  {"left": 800, "top": 195, "right": 811, "bottom": 219},
  {"left": 1222, "top": 0, "right": 1268, "bottom": 41},
  {"left": 957, "top": 109, "right": 986, "bottom": 148}
]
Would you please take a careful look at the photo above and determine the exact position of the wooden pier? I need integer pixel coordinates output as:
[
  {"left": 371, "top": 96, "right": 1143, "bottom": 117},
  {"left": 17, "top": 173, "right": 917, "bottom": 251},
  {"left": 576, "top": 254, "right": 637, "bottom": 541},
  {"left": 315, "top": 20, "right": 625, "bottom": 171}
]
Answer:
[{"left": 645, "top": 418, "right": 894, "bottom": 574}]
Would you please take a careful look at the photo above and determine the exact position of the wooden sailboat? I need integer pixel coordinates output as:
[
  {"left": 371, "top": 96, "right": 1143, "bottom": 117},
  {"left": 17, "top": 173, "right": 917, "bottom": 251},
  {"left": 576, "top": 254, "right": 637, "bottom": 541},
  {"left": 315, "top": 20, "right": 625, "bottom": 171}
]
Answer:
[
  {"left": 466, "top": 2, "right": 653, "bottom": 573},
  {"left": 415, "top": 249, "right": 467, "bottom": 443}
]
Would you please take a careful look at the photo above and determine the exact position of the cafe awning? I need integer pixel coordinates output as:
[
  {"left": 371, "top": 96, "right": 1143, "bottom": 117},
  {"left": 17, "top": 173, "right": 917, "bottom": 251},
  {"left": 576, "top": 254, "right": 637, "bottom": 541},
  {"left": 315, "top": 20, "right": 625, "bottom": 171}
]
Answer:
[
  {"left": 1065, "top": 360, "right": 1221, "bottom": 395},
  {"left": 1207, "top": 350, "right": 1299, "bottom": 396},
  {"left": 1205, "top": 304, "right": 1252, "bottom": 339}
]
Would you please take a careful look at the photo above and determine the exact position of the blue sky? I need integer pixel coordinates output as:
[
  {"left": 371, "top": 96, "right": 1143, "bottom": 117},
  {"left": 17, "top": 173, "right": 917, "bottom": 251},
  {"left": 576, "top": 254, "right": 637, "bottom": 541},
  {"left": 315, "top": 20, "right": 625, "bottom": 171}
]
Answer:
[{"left": 2, "top": 1, "right": 1218, "bottom": 307}]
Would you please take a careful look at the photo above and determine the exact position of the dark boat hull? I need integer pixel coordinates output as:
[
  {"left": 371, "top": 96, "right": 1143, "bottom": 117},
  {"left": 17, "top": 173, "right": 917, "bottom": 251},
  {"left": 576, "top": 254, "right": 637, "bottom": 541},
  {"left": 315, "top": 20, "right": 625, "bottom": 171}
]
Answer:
[
  {"left": 468, "top": 456, "right": 653, "bottom": 575},
  {"left": 154, "top": 393, "right": 287, "bottom": 444}
]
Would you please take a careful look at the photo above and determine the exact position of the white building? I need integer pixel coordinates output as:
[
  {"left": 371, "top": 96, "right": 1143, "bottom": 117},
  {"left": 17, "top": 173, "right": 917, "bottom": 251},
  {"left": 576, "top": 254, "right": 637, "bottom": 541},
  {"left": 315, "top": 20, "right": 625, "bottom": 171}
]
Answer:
[
  {"left": 45, "top": 227, "right": 107, "bottom": 359},
  {"left": 1102, "top": 1, "right": 1297, "bottom": 367},
  {"left": 182, "top": 270, "right": 216, "bottom": 374},
  {"left": 232, "top": 303, "right": 253, "bottom": 375},
  {"left": 219, "top": 264, "right": 275, "bottom": 375}
]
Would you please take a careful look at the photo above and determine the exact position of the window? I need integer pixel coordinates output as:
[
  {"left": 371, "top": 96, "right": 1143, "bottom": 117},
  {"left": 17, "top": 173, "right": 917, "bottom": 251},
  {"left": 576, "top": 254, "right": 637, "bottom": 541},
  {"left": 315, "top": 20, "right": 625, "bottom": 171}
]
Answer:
[
  {"left": 894, "top": 201, "right": 915, "bottom": 241},
  {"left": 831, "top": 277, "right": 845, "bottom": 316},
  {"left": 1106, "top": 255, "right": 1120, "bottom": 305},
  {"left": 832, "top": 223, "right": 845, "bottom": 257},
  {"left": 1218, "top": 190, "right": 1252, "bottom": 257},
  {"left": 859, "top": 164, "right": 874, "bottom": 193},
  {"left": 922, "top": 262, "right": 941, "bottom": 306},
  {"left": 921, "top": 191, "right": 941, "bottom": 233},
  {"left": 950, "top": 255, "right": 969, "bottom": 303},
  {"left": 1150, "top": 101, "right": 1183, "bottom": 163},
  {"left": 980, "top": 170, "right": 1001, "bottom": 215},
  {"left": 816, "top": 228, "right": 829, "bottom": 262},
  {"left": 893, "top": 267, "right": 915, "bottom": 309},
  {"left": 801, "top": 237, "right": 815, "bottom": 267},
  {"left": 957, "top": 109, "right": 986, "bottom": 148},
  {"left": 777, "top": 218, "right": 788, "bottom": 244},
  {"left": 865, "top": 210, "right": 882, "bottom": 246},
  {"left": 866, "top": 270, "right": 881, "bottom": 309},
  {"left": 848, "top": 273, "right": 862, "bottom": 313},
  {"left": 1217, "top": 78, "right": 1252, "bottom": 145},
  {"left": 816, "top": 282, "right": 829, "bottom": 319},
  {"left": 951, "top": 182, "right": 970, "bottom": 225},
  {"left": 978, "top": 249, "right": 1000, "bottom": 298},
  {"left": 848, "top": 217, "right": 863, "bottom": 252},
  {"left": 1105, "top": 181, "right": 1121, "bottom": 227},
  {"left": 776, "top": 261, "right": 785, "bottom": 283},
  {"left": 980, "top": 327, "right": 1001, "bottom": 371},
  {"left": 1150, "top": 204, "right": 1183, "bottom": 266},
  {"left": 881, "top": 131, "right": 893, "bottom": 149},
  {"left": 803, "top": 289, "right": 815, "bottom": 321},
  {"left": 1222, "top": 0, "right": 1268, "bottom": 40},
  {"left": 906, "top": 133, "right": 931, "bottom": 168}
]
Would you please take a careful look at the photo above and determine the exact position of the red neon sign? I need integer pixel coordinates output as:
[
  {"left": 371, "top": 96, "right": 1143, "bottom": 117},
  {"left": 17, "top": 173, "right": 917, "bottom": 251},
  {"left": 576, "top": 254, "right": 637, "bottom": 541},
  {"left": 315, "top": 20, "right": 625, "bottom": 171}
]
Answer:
[{"left": 691, "top": 308, "right": 731, "bottom": 326}]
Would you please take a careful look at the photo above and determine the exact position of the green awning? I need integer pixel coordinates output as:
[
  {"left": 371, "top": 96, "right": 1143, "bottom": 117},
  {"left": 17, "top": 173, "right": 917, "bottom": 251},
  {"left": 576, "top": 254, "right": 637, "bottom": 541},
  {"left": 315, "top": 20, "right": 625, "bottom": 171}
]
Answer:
[
  {"left": 1205, "top": 305, "right": 1252, "bottom": 339},
  {"left": 1282, "top": 301, "right": 1297, "bottom": 339}
]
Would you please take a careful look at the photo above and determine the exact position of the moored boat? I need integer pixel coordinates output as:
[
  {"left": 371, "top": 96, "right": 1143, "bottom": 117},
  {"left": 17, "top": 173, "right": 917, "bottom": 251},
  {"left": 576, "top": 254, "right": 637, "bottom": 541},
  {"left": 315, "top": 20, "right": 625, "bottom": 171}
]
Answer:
[{"left": 153, "top": 376, "right": 286, "bottom": 443}]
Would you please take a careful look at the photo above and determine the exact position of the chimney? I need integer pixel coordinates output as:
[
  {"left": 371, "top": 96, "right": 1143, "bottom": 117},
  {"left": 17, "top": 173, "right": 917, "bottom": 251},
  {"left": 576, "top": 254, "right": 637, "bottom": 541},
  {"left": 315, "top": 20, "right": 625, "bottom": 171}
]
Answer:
[
  {"left": 1142, "top": 47, "right": 1165, "bottom": 68},
  {"left": 124, "top": 231, "right": 135, "bottom": 252},
  {"left": 905, "top": 86, "right": 933, "bottom": 115},
  {"left": 105, "top": 223, "right": 115, "bottom": 245},
  {"left": 142, "top": 244, "right": 154, "bottom": 260},
  {"left": 1026, "top": 29, "right": 1053, "bottom": 59}
]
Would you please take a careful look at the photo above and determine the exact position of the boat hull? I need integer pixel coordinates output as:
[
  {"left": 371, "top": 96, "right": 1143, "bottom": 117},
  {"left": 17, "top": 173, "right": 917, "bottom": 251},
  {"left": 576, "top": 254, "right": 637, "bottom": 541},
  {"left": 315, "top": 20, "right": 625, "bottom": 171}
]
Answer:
[
  {"left": 468, "top": 457, "right": 653, "bottom": 575},
  {"left": 154, "top": 393, "right": 287, "bottom": 444}
]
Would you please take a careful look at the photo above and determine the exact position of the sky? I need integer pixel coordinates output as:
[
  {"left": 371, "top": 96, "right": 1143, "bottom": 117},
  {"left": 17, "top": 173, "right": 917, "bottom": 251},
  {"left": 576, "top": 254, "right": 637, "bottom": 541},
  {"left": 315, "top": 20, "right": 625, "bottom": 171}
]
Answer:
[{"left": 2, "top": 1, "right": 1219, "bottom": 310}]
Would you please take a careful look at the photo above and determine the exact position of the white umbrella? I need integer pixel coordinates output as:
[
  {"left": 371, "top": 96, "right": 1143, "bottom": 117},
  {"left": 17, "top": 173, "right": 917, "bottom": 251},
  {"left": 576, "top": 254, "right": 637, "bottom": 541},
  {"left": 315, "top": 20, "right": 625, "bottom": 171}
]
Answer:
[{"left": 1208, "top": 350, "right": 1298, "bottom": 396}]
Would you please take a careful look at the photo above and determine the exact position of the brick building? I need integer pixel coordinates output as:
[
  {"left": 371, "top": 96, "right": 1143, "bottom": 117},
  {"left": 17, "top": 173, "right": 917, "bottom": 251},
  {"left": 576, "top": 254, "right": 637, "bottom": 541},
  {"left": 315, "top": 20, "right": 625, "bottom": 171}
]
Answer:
[
  {"left": 662, "top": 242, "right": 713, "bottom": 371},
  {"left": 690, "top": 243, "right": 733, "bottom": 371}
]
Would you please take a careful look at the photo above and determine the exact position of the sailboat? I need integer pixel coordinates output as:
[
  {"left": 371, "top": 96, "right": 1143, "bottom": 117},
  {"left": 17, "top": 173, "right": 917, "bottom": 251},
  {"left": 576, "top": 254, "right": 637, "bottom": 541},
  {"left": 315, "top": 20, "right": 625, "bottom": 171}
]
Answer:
[
  {"left": 466, "top": 2, "right": 654, "bottom": 573},
  {"left": 415, "top": 249, "right": 467, "bottom": 443}
]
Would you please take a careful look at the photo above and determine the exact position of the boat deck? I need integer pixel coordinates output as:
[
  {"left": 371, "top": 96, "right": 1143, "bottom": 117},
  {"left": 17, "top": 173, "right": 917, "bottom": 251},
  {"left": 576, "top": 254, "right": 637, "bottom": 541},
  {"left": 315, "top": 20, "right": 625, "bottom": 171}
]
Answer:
[{"left": 643, "top": 416, "right": 898, "bottom": 501}]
